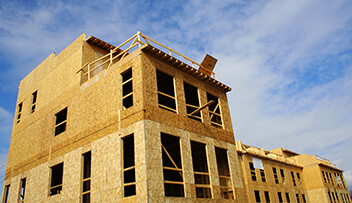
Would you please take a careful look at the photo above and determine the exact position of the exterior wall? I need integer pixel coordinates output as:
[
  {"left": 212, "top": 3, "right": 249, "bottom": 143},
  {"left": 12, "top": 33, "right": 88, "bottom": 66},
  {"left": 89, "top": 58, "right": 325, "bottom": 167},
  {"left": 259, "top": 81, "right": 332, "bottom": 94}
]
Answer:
[
  {"left": 238, "top": 153, "right": 308, "bottom": 203},
  {"left": 141, "top": 51, "right": 234, "bottom": 144},
  {"left": 143, "top": 119, "right": 246, "bottom": 202}
]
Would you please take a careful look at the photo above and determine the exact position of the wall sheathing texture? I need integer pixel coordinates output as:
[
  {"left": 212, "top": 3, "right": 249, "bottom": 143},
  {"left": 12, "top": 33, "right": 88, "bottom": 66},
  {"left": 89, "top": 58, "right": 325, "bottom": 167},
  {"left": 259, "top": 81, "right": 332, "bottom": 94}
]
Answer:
[
  {"left": 140, "top": 51, "right": 235, "bottom": 144},
  {"left": 239, "top": 154, "right": 308, "bottom": 203},
  {"left": 3, "top": 35, "right": 247, "bottom": 202},
  {"left": 143, "top": 119, "right": 247, "bottom": 202},
  {"left": 5, "top": 37, "right": 145, "bottom": 180}
]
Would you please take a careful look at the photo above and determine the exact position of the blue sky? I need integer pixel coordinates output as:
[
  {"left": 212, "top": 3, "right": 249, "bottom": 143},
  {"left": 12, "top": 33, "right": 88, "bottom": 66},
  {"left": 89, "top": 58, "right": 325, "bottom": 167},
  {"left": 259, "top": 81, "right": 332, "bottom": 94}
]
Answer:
[{"left": 1, "top": 0, "right": 352, "bottom": 195}]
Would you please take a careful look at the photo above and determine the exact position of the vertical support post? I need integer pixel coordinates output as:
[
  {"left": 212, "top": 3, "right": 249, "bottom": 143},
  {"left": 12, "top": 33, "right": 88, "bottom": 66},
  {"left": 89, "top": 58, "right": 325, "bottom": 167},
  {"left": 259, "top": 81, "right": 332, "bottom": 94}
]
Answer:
[
  {"left": 88, "top": 64, "right": 91, "bottom": 79},
  {"left": 110, "top": 49, "right": 113, "bottom": 65},
  {"left": 137, "top": 31, "right": 141, "bottom": 48}
]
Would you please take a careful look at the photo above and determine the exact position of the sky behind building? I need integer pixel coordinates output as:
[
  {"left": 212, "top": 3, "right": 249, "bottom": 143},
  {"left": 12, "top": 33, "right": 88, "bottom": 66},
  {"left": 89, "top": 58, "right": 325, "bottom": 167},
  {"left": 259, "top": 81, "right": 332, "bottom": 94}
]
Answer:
[{"left": 0, "top": 0, "right": 352, "bottom": 195}]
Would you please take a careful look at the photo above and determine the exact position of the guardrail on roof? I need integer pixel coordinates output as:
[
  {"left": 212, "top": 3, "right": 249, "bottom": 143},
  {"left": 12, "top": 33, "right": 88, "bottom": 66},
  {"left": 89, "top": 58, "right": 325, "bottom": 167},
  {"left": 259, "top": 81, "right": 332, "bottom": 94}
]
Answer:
[{"left": 77, "top": 31, "right": 214, "bottom": 84}]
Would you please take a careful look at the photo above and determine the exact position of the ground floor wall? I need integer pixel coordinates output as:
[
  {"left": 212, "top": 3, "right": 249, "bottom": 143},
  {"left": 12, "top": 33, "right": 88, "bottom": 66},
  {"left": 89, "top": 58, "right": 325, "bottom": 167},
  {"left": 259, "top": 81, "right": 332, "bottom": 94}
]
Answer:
[{"left": 1, "top": 119, "right": 247, "bottom": 202}]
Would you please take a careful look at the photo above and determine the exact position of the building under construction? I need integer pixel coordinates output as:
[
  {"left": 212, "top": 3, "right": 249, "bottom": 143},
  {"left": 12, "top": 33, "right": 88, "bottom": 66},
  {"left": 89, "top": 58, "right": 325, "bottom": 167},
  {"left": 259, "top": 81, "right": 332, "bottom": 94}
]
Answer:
[{"left": 1, "top": 32, "right": 351, "bottom": 203}]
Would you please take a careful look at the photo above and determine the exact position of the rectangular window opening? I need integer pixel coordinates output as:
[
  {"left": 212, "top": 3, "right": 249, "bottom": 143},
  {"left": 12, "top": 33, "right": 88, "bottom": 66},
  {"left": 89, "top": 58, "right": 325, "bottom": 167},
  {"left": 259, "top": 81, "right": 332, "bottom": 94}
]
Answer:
[
  {"left": 55, "top": 107, "right": 67, "bottom": 136},
  {"left": 161, "top": 133, "right": 184, "bottom": 197},
  {"left": 123, "top": 134, "right": 136, "bottom": 197},
  {"left": 280, "top": 169, "right": 286, "bottom": 185},
  {"left": 265, "top": 191, "right": 271, "bottom": 203},
  {"left": 296, "top": 194, "right": 301, "bottom": 203},
  {"left": 31, "top": 91, "right": 37, "bottom": 113},
  {"left": 297, "top": 172, "right": 302, "bottom": 187},
  {"left": 191, "top": 141, "right": 211, "bottom": 198},
  {"left": 3, "top": 184, "right": 10, "bottom": 203},
  {"left": 18, "top": 178, "right": 26, "bottom": 203},
  {"left": 302, "top": 194, "right": 307, "bottom": 203},
  {"left": 17, "top": 102, "right": 23, "bottom": 123},
  {"left": 322, "top": 171, "right": 327, "bottom": 183},
  {"left": 260, "top": 169, "right": 266, "bottom": 182},
  {"left": 49, "top": 163, "right": 63, "bottom": 196},
  {"left": 184, "top": 82, "right": 202, "bottom": 122},
  {"left": 278, "top": 192, "right": 283, "bottom": 203},
  {"left": 207, "top": 93, "right": 222, "bottom": 128},
  {"left": 122, "top": 69, "right": 133, "bottom": 109},
  {"left": 157, "top": 70, "right": 177, "bottom": 113},
  {"left": 329, "top": 173, "right": 335, "bottom": 186},
  {"left": 215, "top": 147, "right": 233, "bottom": 199},
  {"left": 254, "top": 190, "right": 261, "bottom": 203},
  {"left": 285, "top": 192, "right": 291, "bottom": 203},
  {"left": 273, "top": 167, "right": 279, "bottom": 184},
  {"left": 82, "top": 151, "right": 91, "bottom": 202},
  {"left": 291, "top": 171, "right": 296, "bottom": 186},
  {"left": 249, "top": 162, "right": 257, "bottom": 181}
]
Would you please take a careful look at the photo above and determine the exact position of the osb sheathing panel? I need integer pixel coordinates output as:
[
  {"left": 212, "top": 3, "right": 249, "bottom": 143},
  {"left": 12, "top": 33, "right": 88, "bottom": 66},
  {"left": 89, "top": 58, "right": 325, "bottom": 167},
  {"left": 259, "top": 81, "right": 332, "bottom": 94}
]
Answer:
[
  {"left": 6, "top": 46, "right": 145, "bottom": 179},
  {"left": 143, "top": 119, "right": 247, "bottom": 202},
  {"left": 240, "top": 154, "right": 307, "bottom": 203},
  {"left": 141, "top": 51, "right": 235, "bottom": 144},
  {"left": 316, "top": 165, "right": 349, "bottom": 192}
]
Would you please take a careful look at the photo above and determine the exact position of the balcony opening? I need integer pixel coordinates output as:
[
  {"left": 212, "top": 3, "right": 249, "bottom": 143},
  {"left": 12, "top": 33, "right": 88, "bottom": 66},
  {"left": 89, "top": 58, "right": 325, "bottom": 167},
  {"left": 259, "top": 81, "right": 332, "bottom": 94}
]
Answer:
[
  {"left": 123, "top": 134, "right": 136, "bottom": 197},
  {"left": 215, "top": 147, "right": 233, "bottom": 199},
  {"left": 82, "top": 151, "right": 91, "bottom": 202},
  {"left": 191, "top": 141, "right": 211, "bottom": 199},
  {"left": 49, "top": 163, "right": 63, "bottom": 196},
  {"left": 161, "top": 133, "right": 184, "bottom": 197}
]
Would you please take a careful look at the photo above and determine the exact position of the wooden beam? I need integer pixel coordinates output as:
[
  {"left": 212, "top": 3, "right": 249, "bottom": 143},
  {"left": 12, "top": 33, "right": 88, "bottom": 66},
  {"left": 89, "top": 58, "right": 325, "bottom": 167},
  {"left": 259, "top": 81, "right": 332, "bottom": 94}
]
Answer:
[{"left": 189, "top": 100, "right": 214, "bottom": 116}]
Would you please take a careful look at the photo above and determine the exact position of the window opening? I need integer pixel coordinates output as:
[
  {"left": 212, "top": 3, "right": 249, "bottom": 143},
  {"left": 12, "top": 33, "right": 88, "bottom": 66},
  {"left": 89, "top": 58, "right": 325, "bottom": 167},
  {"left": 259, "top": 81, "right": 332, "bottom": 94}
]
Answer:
[
  {"left": 260, "top": 169, "right": 266, "bottom": 182},
  {"left": 207, "top": 93, "right": 222, "bottom": 128},
  {"left": 191, "top": 141, "right": 211, "bottom": 198},
  {"left": 161, "top": 133, "right": 184, "bottom": 197},
  {"left": 55, "top": 108, "right": 67, "bottom": 136},
  {"left": 296, "top": 194, "right": 300, "bottom": 203},
  {"left": 322, "top": 171, "right": 327, "bottom": 183},
  {"left": 278, "top": 192, "right": 283, "bottom": 203},
  {"left": 280, "top": 169, "right": 285, "bottom": 184},
  {"left": 49, "top": 163, "right": 63, "bottom": 196},
  {"left": 340, "top": 174, "right": 346, "bottom": 188},
  {"left": 285, "top": 192, "right": 291, "bottom": 203},
  {"left": 328, "top": 192, "right": 333, "bottom": 202},
  {"left": 123, "top": 134, "right": 136, "bottom": 197},
  {"left": 215, "top": 147, "right": 233, "bottom": 199},
  {"left": 249, "top": 162, "right": 257, "bottom": 181},
  {"left": 302, "top": 194, "right": 307, "bottom": 203},
  {"left": 18, "top": 178, "right": 26, "bottom": 203},
  {"left": 3, "top": 184, "right": 10, "bottom": 203},
  {"left": 82, "top": 151, "right": 91, "bottom": 202},
  {"left": 156, "top": 70, "right": 177, "bottom": 113},
  {"left": 329, "top": 173, "right": 335, "bottom": 186},
  {"left": 273, "top": 167, "right": 279, "bottom": 184},
  {"left": 31, "top": 91, "right": 37, "bottom": 113},
  {"left": 17, "top": 102, "right": 23, "bottom": 123},
  {"left": 296, "top": 172, "right": 302, "bottom": 187},
  {"left": 335, "top": 192, "right": 339, "bottom": 202},
  {"left": 254, "top": 190, "right": 261, "bottom": 203},
  {"left": 264, "top": 191, "right": 271, "bottom": 202},
  {"left": 327, "top": 172, "right": 331, "bottom": 184},
  {"left": 122, "top": 69, "right": 133, "bottom": 109},
  {"left": 291, "top": 171, "right": 296, "bottom": 186},
  {"left": 184, "top": 82, "right": 202, "bottom": 122}
]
